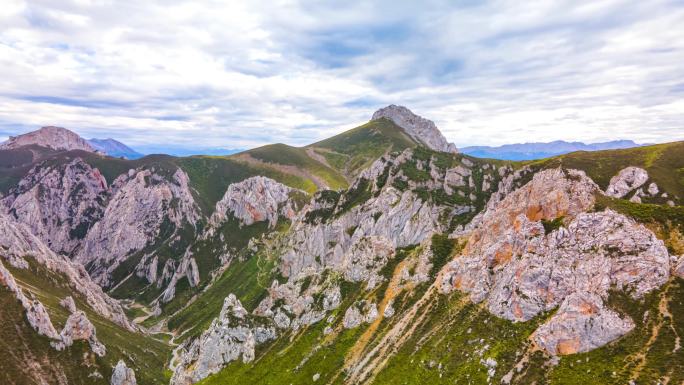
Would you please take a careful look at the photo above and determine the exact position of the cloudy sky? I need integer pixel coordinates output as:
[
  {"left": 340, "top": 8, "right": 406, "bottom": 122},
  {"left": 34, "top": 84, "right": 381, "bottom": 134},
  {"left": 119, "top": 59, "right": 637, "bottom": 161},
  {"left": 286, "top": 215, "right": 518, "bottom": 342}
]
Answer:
[{"left": 1, "top": 0, "right": 683, "bottom": 154}]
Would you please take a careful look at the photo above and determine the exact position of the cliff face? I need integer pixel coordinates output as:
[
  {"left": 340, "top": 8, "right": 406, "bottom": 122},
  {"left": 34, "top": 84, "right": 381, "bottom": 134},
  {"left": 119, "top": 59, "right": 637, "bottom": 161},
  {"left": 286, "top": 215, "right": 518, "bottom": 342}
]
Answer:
[
  {"left": 76, "top": 167, "right": 200, "bottom": 286},
  {"left": 1, "top": 158, "right": 108, "bottom": 256}
]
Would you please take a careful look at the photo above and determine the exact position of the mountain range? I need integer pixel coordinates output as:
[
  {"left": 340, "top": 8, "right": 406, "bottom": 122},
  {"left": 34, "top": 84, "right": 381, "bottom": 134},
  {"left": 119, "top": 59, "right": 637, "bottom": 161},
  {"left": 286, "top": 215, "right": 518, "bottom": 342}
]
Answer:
[
  {"left": 88, "top": 138, "right": 144, "bottom": 159},
  {"left": 0, "top": 105, "right": 682, "bottom": 385},
  {"left": 461, "top": 140, "right": 643, "bottom": 160}
]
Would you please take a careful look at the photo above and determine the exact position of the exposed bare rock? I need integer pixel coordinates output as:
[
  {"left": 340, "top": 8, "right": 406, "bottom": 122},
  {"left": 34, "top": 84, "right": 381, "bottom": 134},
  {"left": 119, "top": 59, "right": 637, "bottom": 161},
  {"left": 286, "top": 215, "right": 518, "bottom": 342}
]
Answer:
[
  {"left": 0, "top": 259, "right": 61, "bottom": 339},
  {"left": 343, "top": 305, "right": 363, "bottom": 329},
  {"left": 0, "top": 213, "right": 135, "bottom": 331},
  {"left": 160, "top": 253, "right": 200, "bottom": 303},
  {"left": 77, "top": 168, "right": 199, "bottom": 286},
  {"left": 440, "top": 168, "right": 670, "bottom": 355},
  {"left": 1, "top": 158, "right": 108, "bottom": 255},
  {"left": 171, "top": 294, "right": 275, "bottom": 385},
  {"left": 60, "top": 296, "right": 77, "bottom": 313},
  {"left": 674, "top": 255, "right": 684, "bottom": 279},
  {"left": 27, "top": 299, "right": 61, "bottom": 339},
  {"left": 605, "top": 166, "right": 649, "bottom": 198},
  {"left": 343, "top": 300, "right": 378, "bottom": 329},
  {"left": 533, "top": 292, "right": 634, "bottom": 355},
  {"left": 111, "top": 360, "right": 137, "bottom": 385},
  {"left": 52, "top": 310, "right": 106, "bottom": 357},
  {"left": 0, "top": 126, "right": 96, "bottom": 152},
  {"left": 371, "top": 105, "right": 457, "bottom": 153},
  {"left": 208, "top": 176, "right": 300, "bottom": 230},
  {"left": 280, "top": 170, "right": 448, "bottom": 282},
  {"left": 647, "top": 182, "right": 659, "bottom": 196}
]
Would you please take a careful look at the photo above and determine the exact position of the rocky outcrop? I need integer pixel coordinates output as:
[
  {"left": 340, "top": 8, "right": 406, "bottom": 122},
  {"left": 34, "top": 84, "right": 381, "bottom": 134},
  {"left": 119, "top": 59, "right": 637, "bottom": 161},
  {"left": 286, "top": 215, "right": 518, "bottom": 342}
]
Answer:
[
  {"left": 208, "top": 176, "right": 300, "bottom": 230},
  {"left": 441, "top": 168, "right": 670, "bottom": 355},
  {"left": 171, "top": 294, "right": 276, "bottom": 385},
  {"left": 674, "top": 255, "right": 684, "bottom": 279},
  {"left": 77, "top": 167, "right": 199, "bottom": 286},
  {"left": 605, "top": 166, "right": 649, "bottom": 198},
  {"left": 372, "top": 105, "right": 457, "bottom": 153},
  {"left": 0, "top": 126, "right": 97, "bottom": 152},
  {"left": 52, "top": 310, "right": 106, "bottom": 357},
  {"left": 1, "top": 259, "right": 107, "bottom": 356},
  {"left": 343, "top": 300, "right": 379, "bottom": 329},
  {"left": 1, "top": 158, "right": 108, "bottom": 255},
  {"left": 0, "top": 213, "right": 135, "bottom": 331},
  {"left": 111, "top": 360, "right": 137, "bottom": 385},
  {"left": 533, "top": 292, "right": 634, "bottom": 355}
]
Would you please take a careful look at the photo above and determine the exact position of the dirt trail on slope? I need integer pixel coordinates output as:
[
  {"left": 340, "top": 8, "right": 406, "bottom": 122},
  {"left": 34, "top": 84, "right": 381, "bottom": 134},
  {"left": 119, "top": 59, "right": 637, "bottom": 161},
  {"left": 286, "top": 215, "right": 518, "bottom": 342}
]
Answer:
[{"left": 232, "top": 153, "right": 329, "bottom": 190}]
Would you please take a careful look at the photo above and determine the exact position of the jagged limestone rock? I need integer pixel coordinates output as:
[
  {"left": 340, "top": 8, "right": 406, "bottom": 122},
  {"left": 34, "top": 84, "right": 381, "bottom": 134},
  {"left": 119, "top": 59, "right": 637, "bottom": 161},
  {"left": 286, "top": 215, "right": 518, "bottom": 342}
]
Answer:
[
  {"left": 0, "top": 213, "right": 135, "bottom": 331},
  {"left": 0, "top": 259, "right": 61, "bottom": 339},
  {"left": 60, "top": 296, "right": 77, "bottom": 313},
  {"left": 372, "top": 105, "right": 457, "bottom": 153},
  {"left": 52, "top": 310, "right": 106, "bottom": 357},
  {"left": 171, "top": 294, "right": 275, "bottom": 385},
  {"left": 533, "top": 292, "right": 634, "bottom": 355},
  {"left": 208, "top": 176, "right": 300, "bottom": 230},
  {"left": 111, "top": 360, "right": 137, "bottom": 385},
  {"left": 1, "top": 158, "right": 108, "bottom": 256},
  {"left": 77, "top": 168, "right": 199, "bottom": 287},
  {"left": 441, "top": 168, "right": 670, "bottom": 355},
  {"left": 605, "top": 166, "right": 649, "bottom": 198}
]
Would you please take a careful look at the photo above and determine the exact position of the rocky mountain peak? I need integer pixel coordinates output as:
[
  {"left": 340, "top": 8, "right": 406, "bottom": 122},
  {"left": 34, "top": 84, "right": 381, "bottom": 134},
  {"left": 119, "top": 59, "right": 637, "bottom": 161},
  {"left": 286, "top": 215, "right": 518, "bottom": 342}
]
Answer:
[
  {"left": 371, "top": 104, "right": 458, "bottom": 153},
  {"left": 1, "top": 126, "right": 97, "bottom": 152}
]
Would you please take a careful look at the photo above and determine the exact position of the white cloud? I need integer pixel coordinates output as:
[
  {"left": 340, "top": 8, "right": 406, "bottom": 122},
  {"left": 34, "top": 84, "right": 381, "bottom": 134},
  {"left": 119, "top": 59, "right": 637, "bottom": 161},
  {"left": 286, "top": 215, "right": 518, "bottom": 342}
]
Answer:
[{"left": 0, "top": 0, "right": 682, "bottom": 152}]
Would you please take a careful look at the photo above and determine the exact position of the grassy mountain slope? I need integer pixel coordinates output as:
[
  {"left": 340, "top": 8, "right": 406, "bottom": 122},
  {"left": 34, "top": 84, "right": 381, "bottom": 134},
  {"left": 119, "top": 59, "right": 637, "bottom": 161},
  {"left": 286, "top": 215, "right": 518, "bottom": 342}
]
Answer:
[
  {"left": 2, "top": 259, "right": 171, "bottom": 385},
  {"left": 232, "top": 143, "right": 349, "bottom": 191},
  {"left": 308, "top": 118, "right": 418, "bottom": 178},
  {"left": 536, "top": 141, "right": 684, "bottom": 202}
]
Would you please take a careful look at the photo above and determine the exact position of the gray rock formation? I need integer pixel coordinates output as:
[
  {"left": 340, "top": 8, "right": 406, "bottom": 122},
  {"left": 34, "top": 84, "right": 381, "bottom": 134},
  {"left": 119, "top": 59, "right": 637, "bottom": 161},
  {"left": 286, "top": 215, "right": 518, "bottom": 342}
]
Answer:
[
  {"left": 77, "top": 167, "right": 199, "bottom": 286},
  {"left": 0, "top": 260, "right": 61, "bottom": 339},
  {"left": 0, "top": 126, "right": 97, "bottom": 152},
  {"left": 440, "top": 168, "right": 670, "bottom": 355},
  {"left": 52, "top": 310, "right": 106, "bottom": 357},
  {"left": 0, "top": 213, "right": 135, "bottom": 331},
  {"left": 372, "top": 105, "right": 457, "bottom": 153},
  {"left": 111, "top": 360, "right": 137, "bottom": 385},
  {"left": 208, "top": 176, "right": 299, "bottom": 230},
  {"left": 674, "top": 255, "right": 684, "bottom": 279},
  {"left": 533, "top": 292, "right": 634, "bottom": 355},
  {"left": 605, "top": 166, "right": 649, "bottom": 198},
  {"left": 1, "top": 158, "right": 108, "bottom": 255},
  {"left": 171, "top": 294, "right": 275, "bottom": 385},
  {"left": 60, "top": 296, "right": 77, "bottom": 313}
]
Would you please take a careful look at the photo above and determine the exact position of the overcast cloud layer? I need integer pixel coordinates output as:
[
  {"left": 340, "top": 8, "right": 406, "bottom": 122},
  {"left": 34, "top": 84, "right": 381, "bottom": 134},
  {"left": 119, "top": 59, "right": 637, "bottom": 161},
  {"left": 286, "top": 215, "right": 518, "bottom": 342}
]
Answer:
[{"left": 1, "top": 0, "right": 683, "bottom": 153}]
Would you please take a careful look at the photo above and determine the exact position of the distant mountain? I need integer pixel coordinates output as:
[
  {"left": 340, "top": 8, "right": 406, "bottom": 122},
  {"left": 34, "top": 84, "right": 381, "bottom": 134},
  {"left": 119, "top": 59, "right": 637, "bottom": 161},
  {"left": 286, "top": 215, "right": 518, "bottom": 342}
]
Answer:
[
  {"left": 461, "top": 140, "right": 642, "bottom": 160},
  {"left": 146, "top": 147, "right": 242, "bottom": 157},
  {"left": 0, "top": 126, "right": 96, "bottom": 153},
  {"left": 88, "top": 138, "right": 144, "bottom": 159}
]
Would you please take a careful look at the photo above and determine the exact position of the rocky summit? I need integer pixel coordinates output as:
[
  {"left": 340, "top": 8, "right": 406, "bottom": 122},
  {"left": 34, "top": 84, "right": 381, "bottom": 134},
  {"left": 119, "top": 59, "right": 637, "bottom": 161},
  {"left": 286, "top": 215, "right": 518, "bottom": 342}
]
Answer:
[
  {"left": 0, "top": 107, "right": 682, "bottom": 385},
  {"left": 372, "top": 105, "right": 458, "bottom": 153},
  {"left": 0, "top": 126, "right": 97, "bottom": 152}
]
